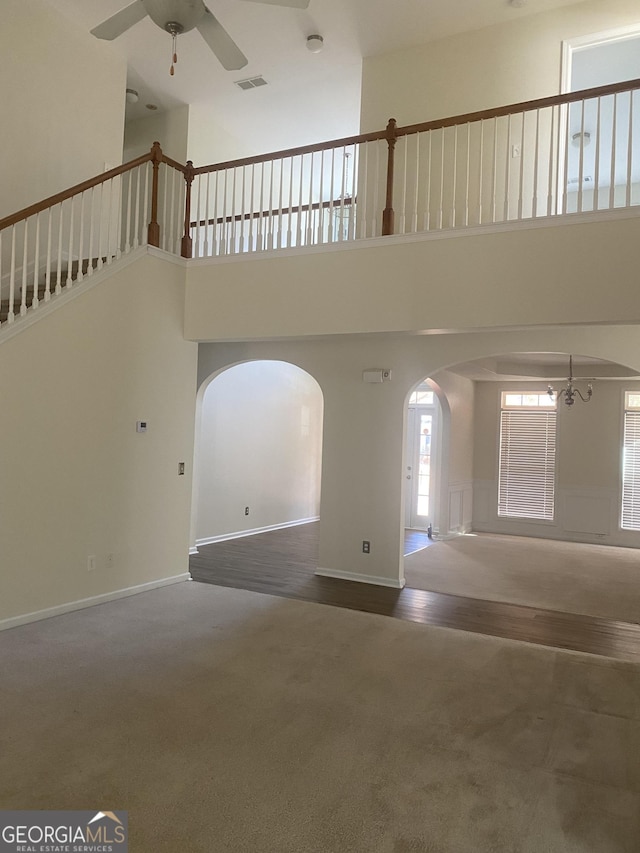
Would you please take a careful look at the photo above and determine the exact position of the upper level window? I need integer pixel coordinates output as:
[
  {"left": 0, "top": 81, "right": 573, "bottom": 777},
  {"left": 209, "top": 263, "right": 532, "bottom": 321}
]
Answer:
[
  {"left": 621, "top": 392, "right": 640, "bottom": 530},
  {"left": 498, "top": 391, "right": 557, "bottom": 521}
]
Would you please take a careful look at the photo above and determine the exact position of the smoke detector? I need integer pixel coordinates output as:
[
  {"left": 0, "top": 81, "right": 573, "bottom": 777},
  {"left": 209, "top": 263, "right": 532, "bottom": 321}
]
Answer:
[{"left": 306, "top": 34, "right": 324, "bottom": 53}]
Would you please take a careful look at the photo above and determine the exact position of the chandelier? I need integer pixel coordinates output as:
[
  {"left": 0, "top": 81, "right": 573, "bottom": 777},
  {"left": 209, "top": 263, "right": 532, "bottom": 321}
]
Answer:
[{"left": 547, "top": 355, "right": 593, "bottom": 406}]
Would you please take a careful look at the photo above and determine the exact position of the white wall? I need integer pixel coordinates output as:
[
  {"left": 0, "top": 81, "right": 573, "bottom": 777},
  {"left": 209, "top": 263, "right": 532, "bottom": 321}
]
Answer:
[
  {"left": 0, "top": 253, "right": 198, "bottom": 625},
  {"left": 124, "top": 106, "right": 191, "bottom": 164},
  {"left": 1, "top": 0, "right": 126, "bottom": 219},
  {"left": 360, "top": 0, "right": 640, "bottom": 131},
  {"left": 185, "top": 211, "right": 640, "bottom": 340},
  {"left": 195, "top": 360, "right": 323, "bottom": 542}
]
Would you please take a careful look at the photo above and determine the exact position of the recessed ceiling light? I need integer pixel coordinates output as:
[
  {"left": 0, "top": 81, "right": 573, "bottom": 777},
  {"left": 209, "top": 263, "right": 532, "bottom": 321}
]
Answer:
[{"left": 146, "top": 103, "right": 158, "bottom": 111}]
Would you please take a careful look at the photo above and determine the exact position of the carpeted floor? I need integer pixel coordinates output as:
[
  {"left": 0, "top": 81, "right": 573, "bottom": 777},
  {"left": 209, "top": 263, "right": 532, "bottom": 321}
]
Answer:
[
  {"left": 1, "top": 581, "right": 639, "bottom": 851},
  {"left": 404, "top": 533, "right": 640, "bottom": 624}
]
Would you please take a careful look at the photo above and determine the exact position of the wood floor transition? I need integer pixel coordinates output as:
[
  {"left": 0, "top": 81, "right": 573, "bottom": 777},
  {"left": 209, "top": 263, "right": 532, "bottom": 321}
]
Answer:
[{"left": 189, "top": 523, "right": 640, "bottom": 661}]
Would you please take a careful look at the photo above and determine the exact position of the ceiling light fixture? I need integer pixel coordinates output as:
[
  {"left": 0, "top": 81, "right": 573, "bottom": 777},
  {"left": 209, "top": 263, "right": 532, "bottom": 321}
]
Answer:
[
  {"left": 548, "top": 355, "right": 593, "bottom": 406},
  {"left": 571, "top": 131, "right": 591, "bottom": 147},
  {"left": 306, "top": 34, "right": 324, "bottom": 53},
  {"left": 125, "top": 88, "right": 139, "bottom": 104}
]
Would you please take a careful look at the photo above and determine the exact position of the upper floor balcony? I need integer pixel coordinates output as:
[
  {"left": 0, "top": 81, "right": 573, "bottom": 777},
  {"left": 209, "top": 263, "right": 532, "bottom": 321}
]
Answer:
[{"left": 1, "top": 77, "right": 639, "bottom": 339}]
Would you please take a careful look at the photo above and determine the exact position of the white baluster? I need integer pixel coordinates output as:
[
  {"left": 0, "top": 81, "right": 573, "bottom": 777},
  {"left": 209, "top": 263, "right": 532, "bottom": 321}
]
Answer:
[
  {"left": 491, "top": 117, "right": 498, "bottom": 223},
  {"left": 626, "top": 91, "right": 633, "bottom": 208},
  {"left": 20, "top": 219, "right": 29, "bottom": 315},
  {"left": 328, "top": 149, "right": 336, "bottom": 242},
  {"left": 594, "top": 98, "right": 601, "bottom": 211},
  {"left": 478, "top": 120, "right": 485, "bottom": 225},
  {"left": 77, "top": 191, "right": 85, "bottom": 281},
  {"left": 66, "top": 196, "right": 75, "bottom": 288},
  {"left": 464, "top": 123, "right": 470, "bottom": 227},
  {"left": 286, "top": 157, "right": 294, "bottom": 248},
  {"left": 8, "top": 225, "right": 16, "bottom": 323},
  {"left": 133, "top": 166, "right": 141, "bottom": 249},
  {"left": 56, "top": 201, "right": 64, "bottom": 290},
  {"left": 424, "top": 131, "right": 432, "bottom": 231},
  {"left": 32, "top": 213, "right": 41, "bottom": 307},
  {"left": 451, "top": 125, "right": 458, "bottom": 227},
  {"left": 504, "top": 115, "right": 512, "bottom": 221},
  {"left": 358, "top": 144, "right": 367, "bottom": 239},
  {"left": 372, "top": 142, "right": 380, "bottom": 237},
  {"left": 547, "top": 105, "right": 556, "bottom": 216},
  {"left": 349, "top": 145, "right": 357, "bottom": 241},
  {"left": 87, "top": 186, "right": 95, "bottom": 276},
  {"left": 562, "top": 103, "right": 570, "bottom": 214},
  {"left": 577, "top": 100, "right": 586, "bottom": 213},
  {"left": 609, "top": 94, "right": 618, "bottom": 210},
  {"left": 518, "top": 113, "right": 525, "bottom": 220},
  {"left": 400, "top": 136, "right": 408, "bottom": 234},
  {"left": 532, "top": 110, "right": 540, "bottom": 218},
  {"left": 240, "top": 165, "right": 247, "bottom": 253},
  {"left": 212, "top": 170, "right": 220, "bottom": 257},
  {"left": 230, "top": 166, "right": 237, "bottom": 254},
  {"left": 438, "top": 127, "right": 445, "bottom": 229},
  {"left": 221, "top": 169, "right": 228, "bottom": 256},
  {"left": 45, "top": 207, "right": 52, "bottom": 299},
  {"left": 204, "top": 172, "right": 211, "bottom": 257},
  {"left": 307, "top": 154, "right": 314, "bottom": 246},
  {"left": 142, "top": 163, "right": 150, "bottom": 248},
  {"left": 169, "top": 169, "right": 177, "bottom": 254},
  {"left": 106, "top": 180, "right": 114, "bottom": 266}
]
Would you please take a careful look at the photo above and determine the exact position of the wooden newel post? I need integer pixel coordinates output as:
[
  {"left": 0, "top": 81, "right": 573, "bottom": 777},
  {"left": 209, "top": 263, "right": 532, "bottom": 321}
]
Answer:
[
  {"left": 181, "top": 161, "right": 195, "bottom": 259},
  {"left": 382, "top": 118, "right": 397, "bottom": 236},
  {"left": 147, "top": 141, "right": 162, "bottom": 248}
]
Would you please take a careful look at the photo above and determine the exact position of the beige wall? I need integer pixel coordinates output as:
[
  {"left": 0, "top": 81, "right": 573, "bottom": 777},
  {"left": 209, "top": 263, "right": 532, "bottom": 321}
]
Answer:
[
  {"left": 1, "top": 0, "right": 126, "bottom": 219},
  {"left": 124, "top": 106, "right": 191, "bottom": 164},
  {"left": 195, "top": 360, "right": 323, "bottom": 542},
  {"left": 185, "top": 212, "right": 640, "bottom": 340},
  {"left": 0, "top": 254, "right": 198, "bottom": 623},
  {"left": 360, "top": 0, "right": 640, "bottom": 131}
]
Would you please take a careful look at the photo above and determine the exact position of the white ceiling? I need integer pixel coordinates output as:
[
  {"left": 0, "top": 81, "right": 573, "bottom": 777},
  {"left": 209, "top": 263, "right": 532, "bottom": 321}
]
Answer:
[
  {"left": 46, "top": 0, "right": 587, "bottom": 148},
  {"left": 448, "top": 352, "right": 640, "bottom": 381}
]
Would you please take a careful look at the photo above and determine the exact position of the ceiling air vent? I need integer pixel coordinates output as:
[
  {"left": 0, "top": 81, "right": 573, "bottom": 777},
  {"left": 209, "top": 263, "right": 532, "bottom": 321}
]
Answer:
[{"left": 235, "top": 76, "right": 268, "bottom": 91}]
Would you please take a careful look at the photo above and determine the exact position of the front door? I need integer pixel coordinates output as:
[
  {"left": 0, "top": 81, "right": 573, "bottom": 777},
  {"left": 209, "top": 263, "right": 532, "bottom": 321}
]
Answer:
[{"left": 405, "top": 404, "right": 437, "bottom": 530}]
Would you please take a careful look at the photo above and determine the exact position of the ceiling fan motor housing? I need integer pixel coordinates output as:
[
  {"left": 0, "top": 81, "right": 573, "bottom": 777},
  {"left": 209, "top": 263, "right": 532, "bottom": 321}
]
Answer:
[{"left": 142, "top": 0, "right": 207, "bottom": 34}]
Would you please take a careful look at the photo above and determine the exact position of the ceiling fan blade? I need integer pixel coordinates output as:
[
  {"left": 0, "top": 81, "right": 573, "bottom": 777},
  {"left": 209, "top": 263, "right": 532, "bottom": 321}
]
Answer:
[
  {"left": 90, "top": 1, "right": 147, "bottom": 40},
  {"left": 197, "top": 9, "right": 248, "bottom": 71},
  {"left": 238, "top": 0, "right": 310, "bottom": 7}
]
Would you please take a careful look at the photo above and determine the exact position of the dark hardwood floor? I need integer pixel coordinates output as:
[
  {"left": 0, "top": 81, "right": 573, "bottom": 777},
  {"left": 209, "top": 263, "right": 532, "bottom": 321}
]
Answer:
[{"left": 190, "top": 523, "right": 640, "bottom": 661}]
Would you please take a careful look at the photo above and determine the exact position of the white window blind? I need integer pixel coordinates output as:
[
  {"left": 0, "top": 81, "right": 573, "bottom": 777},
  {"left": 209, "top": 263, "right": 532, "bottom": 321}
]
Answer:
[
  {"left": 622, "top": 409, "right": 640, "bottom": 529},
  {"left": 498, "top": 409, "right": 556, "bottom": 520}
]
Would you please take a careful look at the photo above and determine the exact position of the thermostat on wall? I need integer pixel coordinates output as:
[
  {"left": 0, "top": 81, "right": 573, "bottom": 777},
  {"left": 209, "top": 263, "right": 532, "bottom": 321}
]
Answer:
[{"left": 136, "top": 421, "right": 148, "bottom": 433}]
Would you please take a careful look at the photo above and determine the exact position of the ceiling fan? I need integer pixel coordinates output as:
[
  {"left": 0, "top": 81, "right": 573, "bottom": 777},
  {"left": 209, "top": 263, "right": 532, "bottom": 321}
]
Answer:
[{"left": 91, "top": 0, "right": 311, "bottom": 74}]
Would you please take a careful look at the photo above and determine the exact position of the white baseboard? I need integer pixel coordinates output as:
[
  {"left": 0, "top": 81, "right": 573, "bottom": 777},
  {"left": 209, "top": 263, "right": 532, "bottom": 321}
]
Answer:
[
  {"left": 315, "top": 567, "right": 405, "bottom": 589},
  {"left": 188, "top": 546, "right": 199, "bottom": 555},
  {"left": 196, "top": 516, "right": 319, "bottom": 547},
  {"left": 0, "top": 572, "right": 190, "bottom": 632}
]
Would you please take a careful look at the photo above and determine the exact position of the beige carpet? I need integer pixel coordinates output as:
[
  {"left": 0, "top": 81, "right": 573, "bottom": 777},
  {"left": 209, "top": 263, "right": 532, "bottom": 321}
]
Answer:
[
  {"left": 404, "top": 533, "right": 640, "bottom": 624},
  {"left": 1, "top": 581, "right": 639, "bottom": 852}
]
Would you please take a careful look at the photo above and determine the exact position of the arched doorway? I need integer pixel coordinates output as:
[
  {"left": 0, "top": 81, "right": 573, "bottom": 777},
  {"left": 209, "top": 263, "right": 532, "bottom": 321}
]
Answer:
[{"left": 192, "top": 360, "right": 323, "bottom": 548}]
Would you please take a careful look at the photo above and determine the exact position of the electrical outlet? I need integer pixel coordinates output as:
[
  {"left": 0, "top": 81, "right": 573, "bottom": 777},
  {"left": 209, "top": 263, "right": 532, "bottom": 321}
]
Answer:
[
  {"left": 178, "top": 462, "right": 185, "bottom": 475},
  {"left": 244, "top": 506, "right": 250, "bottom": 516},
  {"left": 362, "top": 540, "right": 370, "bottom": 554},
  {"left": 87, "top": 555, "right": 97, "bottom": 571}
]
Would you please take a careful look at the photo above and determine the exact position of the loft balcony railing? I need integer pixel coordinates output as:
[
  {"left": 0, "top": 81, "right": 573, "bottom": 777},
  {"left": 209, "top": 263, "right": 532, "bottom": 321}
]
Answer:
[{"left": 1, "top": 78, "right": 639, "bottom": 327}]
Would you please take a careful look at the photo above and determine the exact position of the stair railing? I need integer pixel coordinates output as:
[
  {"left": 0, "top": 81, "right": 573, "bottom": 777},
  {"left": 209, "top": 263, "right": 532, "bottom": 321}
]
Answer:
[
  {"left": 0, "top": 142, "right": 185, "bottom": 327},
  {"left": 2, "top": 78, "right": 639, "bottom": 327},
  {"left": 185, "top": 76, "right": 640, "bottom": 259}
]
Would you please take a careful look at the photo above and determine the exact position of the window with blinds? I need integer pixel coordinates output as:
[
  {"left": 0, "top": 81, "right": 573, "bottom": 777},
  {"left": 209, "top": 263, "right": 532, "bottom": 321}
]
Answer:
[
  {"left": 498, "top": 392, "right": 557, "bottom": 520},
  {"left": 621, "top": 392, "right": 640, "bottom": 529}
]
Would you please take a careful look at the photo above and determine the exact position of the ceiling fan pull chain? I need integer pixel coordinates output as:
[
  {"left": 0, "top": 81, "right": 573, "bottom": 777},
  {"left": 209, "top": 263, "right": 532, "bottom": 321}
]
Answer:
[{"left": 170, "top": 32, "right": 178, "bottom": 76}]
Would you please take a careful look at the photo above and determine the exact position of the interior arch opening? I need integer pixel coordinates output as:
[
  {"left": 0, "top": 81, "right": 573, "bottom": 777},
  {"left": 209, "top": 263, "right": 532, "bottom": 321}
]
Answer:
[{"left": 192, "top": 360, "right": 323, "bottom": 551}]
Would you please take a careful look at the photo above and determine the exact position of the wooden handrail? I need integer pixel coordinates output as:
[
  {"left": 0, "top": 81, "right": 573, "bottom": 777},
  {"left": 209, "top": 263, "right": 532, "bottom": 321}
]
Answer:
[
  {"left": 0, "top": 152, "right": 153, "bottom": 232},
  {"left": 191, "top": 77, "right": 640, "bottom": 177},
  {"left": 395, "top": 77, "right": 640, "bottom": 138}
]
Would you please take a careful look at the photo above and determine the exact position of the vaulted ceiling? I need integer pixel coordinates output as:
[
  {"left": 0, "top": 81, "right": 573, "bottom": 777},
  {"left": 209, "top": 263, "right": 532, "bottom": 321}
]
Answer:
[{"left": 46, "top": 0, "right": 586, "bottom": 144}]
